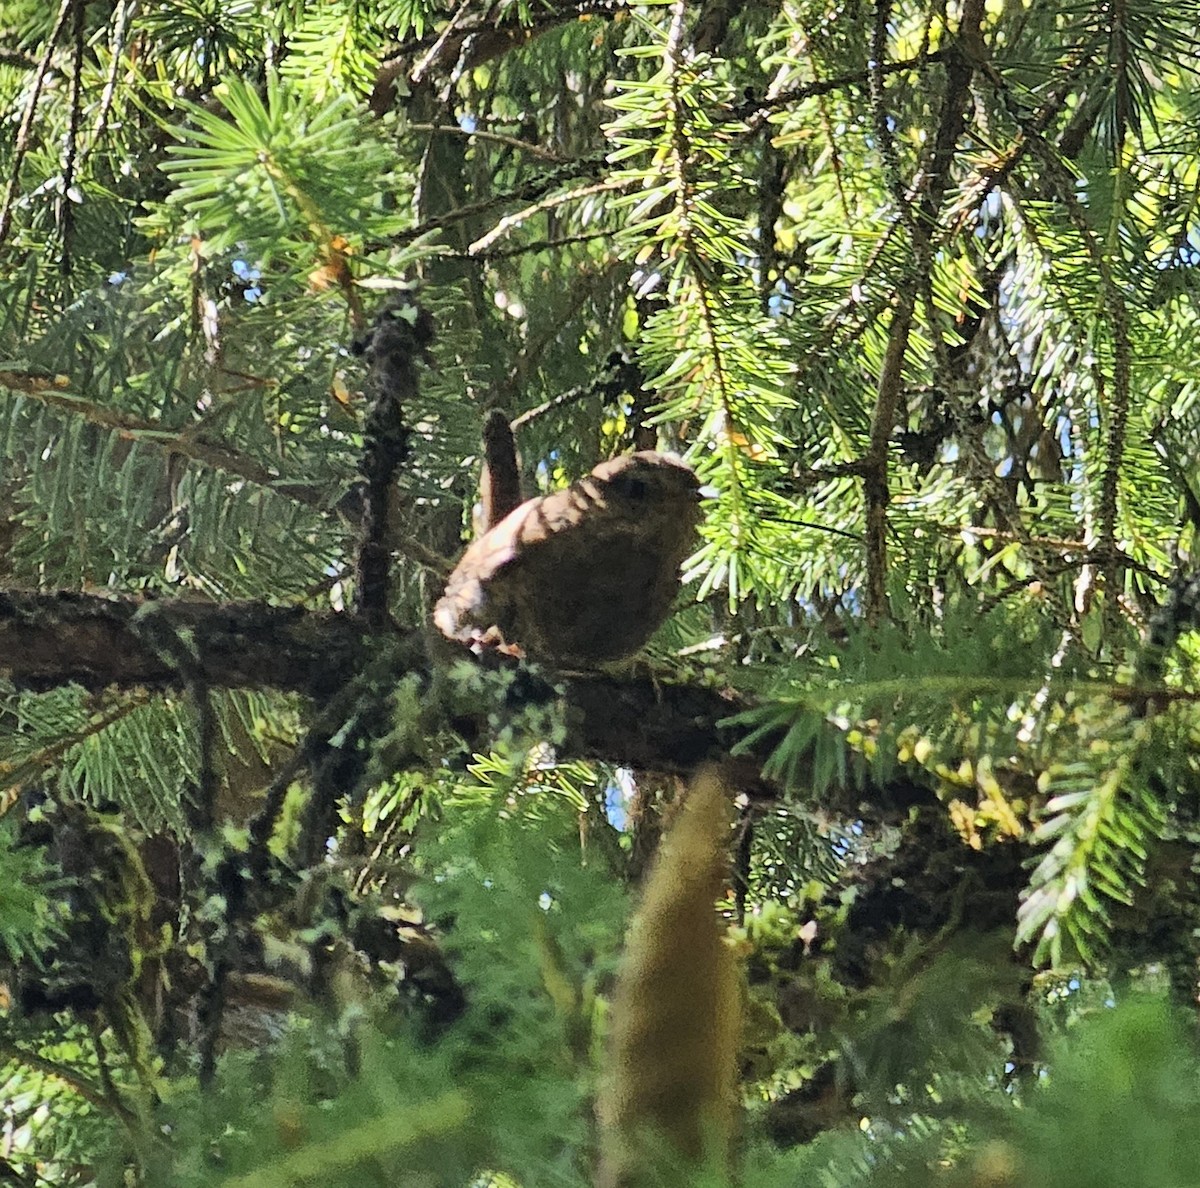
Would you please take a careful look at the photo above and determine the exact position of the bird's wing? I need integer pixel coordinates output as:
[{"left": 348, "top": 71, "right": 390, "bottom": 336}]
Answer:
[
  {"left": 433, "top": 490, "right": 577, "bottom": 640},
  {"left": 452, "top": 484, "right": 600, "bottom": 583}
]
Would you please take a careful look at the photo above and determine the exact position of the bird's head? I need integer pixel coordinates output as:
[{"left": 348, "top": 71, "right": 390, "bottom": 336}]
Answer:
[{"left": 590, "top": 452, "right": 701, "bottom": 508}]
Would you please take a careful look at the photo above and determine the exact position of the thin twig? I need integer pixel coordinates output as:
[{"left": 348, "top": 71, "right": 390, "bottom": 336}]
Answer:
[
  {"left": 0, "top": 0, "right": 73, "bottom": 246},
  {"left": 936, "top": 41, "right": 1101, "bottom": 249},
  {"left": 2, "top": 372, "right": 295, "bottom": 491},
  {"left": 758, "top": 514, "right": 863, "bottom": 543},
  {"left": 462, "top": 228, "right": 615, "bottom": 261},
  {"left": 863, "top": 297, "right": 914, "bottom": 624},
  {"left": 408, "top": 0, "right": 473, "bottom": 86},
  {"left": 467, "top": 177, "right": 634, "bottom": 255},
  {"left": 406, "top": 122, "right": 570, "bottom": 162},
  {"left": 731, "top": 52, "right": 947, "bottom": 130},
  {"left": 85, "top": 0, "right": 139, "bottom": 159},
  {"left": 510, "top": 384, "right": 596, "bottom": 431},
  {"left": 375, "top": 0, "right": 628, "bottom": 87},
  {"left": 976, "top": 56, "right": 1132, "bottom": 612},
  {"left": 0, "top": 1036, "right": 118, "bottom": 1116},
  {"left": 0, "top": 694, "right": 148, "bottom": 796},
  {"left": 56, "top": 0, "right": 86, "bottom": 277},
  {"left": 494, "top": 263, "right": 621, "bottom": 412},
  {"left": 390, "top": 154, "right": 608, "bottom": 247},
  {"left": 1, "top": 369, "right": 459, "bottom": 579},
  {"left": 930, "top": 523, "right": 1086, "bottom": 551}
]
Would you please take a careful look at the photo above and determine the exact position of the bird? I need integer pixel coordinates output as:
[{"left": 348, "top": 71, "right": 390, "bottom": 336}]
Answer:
[{"left": 434, "top": 451, "right": 703, "bottom": 667}]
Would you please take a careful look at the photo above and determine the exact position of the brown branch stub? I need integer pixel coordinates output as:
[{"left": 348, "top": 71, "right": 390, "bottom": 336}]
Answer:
[{"left": 480, "top": 409, "right": 523, "bottom": 529}]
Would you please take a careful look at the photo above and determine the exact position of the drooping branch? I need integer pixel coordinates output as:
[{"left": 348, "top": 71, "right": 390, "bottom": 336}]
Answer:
[{"left": 0, "top": 370, "right": 331, "bottom": 511}]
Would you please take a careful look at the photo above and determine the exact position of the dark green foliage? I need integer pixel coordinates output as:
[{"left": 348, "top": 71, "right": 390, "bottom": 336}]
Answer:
[
  {"left": 3, "top": 0, "right": 1200, "bottom": 1182},
  {"left": 0, "top": 821, "right": 61, "bottom": 963},
  {"left": 1001, "top": 997, "right": 1200, "bottom": 1188}
]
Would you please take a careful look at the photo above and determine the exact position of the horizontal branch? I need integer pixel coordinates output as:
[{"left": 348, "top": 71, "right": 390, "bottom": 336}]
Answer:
[
  {"left": 0, "top": 592, "right": 759, "bottom": 777},
  {"left": 0, "top": 592, "right": 369, "bottom": 700}
]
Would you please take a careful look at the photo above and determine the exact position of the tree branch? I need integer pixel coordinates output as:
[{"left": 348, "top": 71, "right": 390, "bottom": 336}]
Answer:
[
  {"left": 0, "top": 592, "right": 761, "bottom": 778},
  {"left": 0, "top": 592, "right": 369, "bottom": 699},
  {"left": 0, "top": 371, "right": 326, "bottom": 508}
]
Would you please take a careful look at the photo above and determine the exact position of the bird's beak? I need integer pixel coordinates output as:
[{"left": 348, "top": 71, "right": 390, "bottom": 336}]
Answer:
[{"left": 697, "top": 484, "right": 719, "bottom": 501}]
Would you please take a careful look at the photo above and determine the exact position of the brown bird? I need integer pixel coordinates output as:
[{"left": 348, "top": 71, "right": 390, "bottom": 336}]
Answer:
[{"left": 434, "top": 452, "right": 703, "bottom": 667}]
